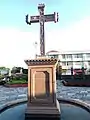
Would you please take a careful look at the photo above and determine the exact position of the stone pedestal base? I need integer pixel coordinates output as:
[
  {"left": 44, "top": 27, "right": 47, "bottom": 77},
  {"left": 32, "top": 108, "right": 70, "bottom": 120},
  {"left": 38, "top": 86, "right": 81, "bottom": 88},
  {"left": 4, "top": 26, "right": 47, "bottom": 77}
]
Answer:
[
  {"left": 25, "top": 101, "right": 60, "bottom": 120},
  {"left": 25, "top": 58, "right": 60, "bottom": 120},
  {"left": 25, "top": 107, "right": 60, "bottom": 120}
]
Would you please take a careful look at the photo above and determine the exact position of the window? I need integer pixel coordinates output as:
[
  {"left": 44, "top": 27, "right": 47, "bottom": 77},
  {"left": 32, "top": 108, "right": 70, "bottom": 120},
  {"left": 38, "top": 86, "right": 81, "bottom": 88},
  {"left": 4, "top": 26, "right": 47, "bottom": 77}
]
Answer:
[
  {"left": 67, "top": 62, "right": 73, "bottom": 66},
  {"left": 88, "top": 61, "right": 90, "bottom": 66},
  {"left": 62, "top": 54, "right": 72, "bottom": 59},
  {"left": 86, "top": 53, "right": 90, "bottom": 58},
  {"left": 74, "top": 62, "right": 82, "bottom": 65},
  {"left": 53, "top": 55, "right": 58, "bottom": 59},
  {"left": 62, "top": 54, "right": 65, "bottom": 59},
  {"left": 49, "top": 55, "right": 58, "bottom": 59},
  {"left": 66, "top": 54, "right": 72, "bottom": 59},
  {"left": 74, "top": 54, "right": 82, "bottom": 58},
  {"left": 62, "top": 62, "right": 66, "bottom": 66}
]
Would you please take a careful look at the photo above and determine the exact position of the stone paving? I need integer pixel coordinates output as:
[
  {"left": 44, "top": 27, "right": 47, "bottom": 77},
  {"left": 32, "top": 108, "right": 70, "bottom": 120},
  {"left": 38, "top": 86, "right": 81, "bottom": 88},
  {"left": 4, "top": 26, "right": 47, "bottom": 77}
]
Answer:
[
  {"left": 56, "top": 80, "right": 90, "bottom": 102},
  {"left": 0, "top": 86, "right": 27, "bottom": 106},
  {"left": 0, "top": 80, "right": 90, "bottom": 107}
]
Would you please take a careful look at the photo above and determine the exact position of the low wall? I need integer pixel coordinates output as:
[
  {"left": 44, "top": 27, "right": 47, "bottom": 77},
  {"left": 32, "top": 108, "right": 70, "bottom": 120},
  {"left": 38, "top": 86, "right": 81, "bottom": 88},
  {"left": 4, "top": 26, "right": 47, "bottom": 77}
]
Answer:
[
  {"left": 0, "top": 98, "right": 90, "bottom": 114},
  {"left": 61, "top": 75, "right": 90, "bottom": 80},
  {"left": 4, "top": 83, "right": 28, "bottom": 87},
  {"left": 60, "top": 75, "right": 90, "bottom": 86}
]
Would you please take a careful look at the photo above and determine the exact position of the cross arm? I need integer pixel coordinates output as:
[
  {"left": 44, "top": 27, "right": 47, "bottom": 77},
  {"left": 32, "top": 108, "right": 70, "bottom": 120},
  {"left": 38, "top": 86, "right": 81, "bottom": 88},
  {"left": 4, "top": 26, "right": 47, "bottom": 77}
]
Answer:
[
  {"left": 45, "top": 12, "right": 59, "bottom": 23},
  {"left": 25, "top": 12, "right": 59, "bottom": 25},
  {"left": 26, "top": 14, "right": 39, "bottom": 25}
]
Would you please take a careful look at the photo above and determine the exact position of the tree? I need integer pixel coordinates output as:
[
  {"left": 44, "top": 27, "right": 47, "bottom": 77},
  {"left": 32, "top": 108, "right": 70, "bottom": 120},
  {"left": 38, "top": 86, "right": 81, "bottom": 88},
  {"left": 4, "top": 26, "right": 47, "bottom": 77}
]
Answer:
[
  {"left": 0, "top": 67, "right": 7, "bottom": 70},
  {"left": 22, "top": 69, "right": 28, "bottom": 74},
  {"left": 11, "top": 67, "right": 22, "bottom": 74},
  {"left": 11, "top": 67, "right": 28, "bottom": 74}
]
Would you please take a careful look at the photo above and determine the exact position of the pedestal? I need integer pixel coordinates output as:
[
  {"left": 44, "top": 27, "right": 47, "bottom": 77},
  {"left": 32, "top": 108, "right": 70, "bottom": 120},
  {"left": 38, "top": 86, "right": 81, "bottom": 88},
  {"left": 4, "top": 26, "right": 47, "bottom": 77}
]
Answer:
[{"left": 25, "top": 57, "right": 61, "bottom": 120}]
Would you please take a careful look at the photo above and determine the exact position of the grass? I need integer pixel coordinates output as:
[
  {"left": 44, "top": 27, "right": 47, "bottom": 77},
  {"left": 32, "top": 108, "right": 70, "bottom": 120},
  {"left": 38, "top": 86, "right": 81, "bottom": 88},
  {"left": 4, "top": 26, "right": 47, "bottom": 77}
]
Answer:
[{"left": 7, "top": 79, "right": 28, "bottom": 84}]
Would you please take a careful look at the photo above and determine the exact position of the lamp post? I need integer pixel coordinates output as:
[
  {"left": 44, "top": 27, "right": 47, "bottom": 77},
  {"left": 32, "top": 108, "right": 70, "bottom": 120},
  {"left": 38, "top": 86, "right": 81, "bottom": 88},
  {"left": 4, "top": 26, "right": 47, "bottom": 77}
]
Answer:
[{"left": 82, "top": 54, "right": 85, "bottom": 79}]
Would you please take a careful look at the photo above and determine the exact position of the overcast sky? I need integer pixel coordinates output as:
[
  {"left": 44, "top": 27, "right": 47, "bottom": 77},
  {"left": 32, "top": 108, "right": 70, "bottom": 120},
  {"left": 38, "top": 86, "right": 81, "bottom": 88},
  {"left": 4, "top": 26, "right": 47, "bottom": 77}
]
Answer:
[{"left": 0, "top": 0, "right": 90, "bottom": 68}]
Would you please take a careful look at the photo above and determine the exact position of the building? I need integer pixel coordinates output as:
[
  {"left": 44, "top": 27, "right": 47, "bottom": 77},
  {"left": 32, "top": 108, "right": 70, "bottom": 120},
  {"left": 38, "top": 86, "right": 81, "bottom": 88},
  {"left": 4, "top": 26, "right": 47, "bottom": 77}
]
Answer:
[{"left": 46, "top": 50, "right": 90, "bottom": 74}]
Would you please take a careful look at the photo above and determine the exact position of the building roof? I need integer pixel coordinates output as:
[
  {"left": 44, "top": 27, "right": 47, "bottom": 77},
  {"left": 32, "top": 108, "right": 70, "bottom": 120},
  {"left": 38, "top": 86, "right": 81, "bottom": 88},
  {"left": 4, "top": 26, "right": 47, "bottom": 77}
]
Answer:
[
  {"left": 46, "top": 50, "right": 90, "bottom": 55},
  {"left": 24, "top": 57, "right": 58, "bottom": 66},
  {"left": 46, "top": 50, "right": 60, "bottom": 55}
]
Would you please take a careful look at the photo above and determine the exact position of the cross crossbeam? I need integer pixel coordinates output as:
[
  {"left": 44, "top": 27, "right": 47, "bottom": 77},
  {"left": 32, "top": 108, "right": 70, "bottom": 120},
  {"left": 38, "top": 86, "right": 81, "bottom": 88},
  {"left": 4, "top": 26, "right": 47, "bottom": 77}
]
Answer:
[
  {"left": 26, "top": 4, "right": 59, "bottom": 56},
  {"left": 26, "top": 13, "right": 58, "bottom": 24}
]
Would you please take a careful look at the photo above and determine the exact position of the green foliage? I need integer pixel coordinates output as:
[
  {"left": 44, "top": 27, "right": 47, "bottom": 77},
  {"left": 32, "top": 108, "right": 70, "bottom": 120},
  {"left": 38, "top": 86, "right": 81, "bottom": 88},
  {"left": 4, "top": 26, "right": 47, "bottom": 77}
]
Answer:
[
  {"left": 11, "top": 66, "right": 28, "bottom": 74},
  {"left": 7, "top": 79, "right": 28, "bottom": 84},
  {"left": 0, "top": 67, "right": 10, "bottom": 76},
  {"left": 11, "top": 67, "right": 21, "bottom": 74},
  {"left": 0, "top": 67, "right": 6, "bottom": 70},
  {"left": 11, "top": 74, "right": 28, "bottom": 81},
  {"left": 0, "top": 66, "right": 10, "bottom": 70},
  {"left": 0, "top": 75, "right": 5, "bottom": 79}
]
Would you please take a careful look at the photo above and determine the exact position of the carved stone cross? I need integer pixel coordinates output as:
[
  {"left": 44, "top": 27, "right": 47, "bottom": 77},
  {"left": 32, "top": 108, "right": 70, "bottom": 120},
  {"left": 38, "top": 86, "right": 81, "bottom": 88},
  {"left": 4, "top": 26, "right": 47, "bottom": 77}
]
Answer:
[{"left": 26, "top": 4, "right": 58, "bottom": 56}]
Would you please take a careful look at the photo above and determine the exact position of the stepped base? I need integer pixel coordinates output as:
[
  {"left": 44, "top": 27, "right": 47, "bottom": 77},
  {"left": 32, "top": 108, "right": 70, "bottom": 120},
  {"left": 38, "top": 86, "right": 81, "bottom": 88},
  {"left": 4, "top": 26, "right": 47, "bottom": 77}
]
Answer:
[
  {"left": 25, "top": 101, "right": 61, "bottom": 120},
  {"left": 25, "top": 106, "right": 60, "bottom": 120}
]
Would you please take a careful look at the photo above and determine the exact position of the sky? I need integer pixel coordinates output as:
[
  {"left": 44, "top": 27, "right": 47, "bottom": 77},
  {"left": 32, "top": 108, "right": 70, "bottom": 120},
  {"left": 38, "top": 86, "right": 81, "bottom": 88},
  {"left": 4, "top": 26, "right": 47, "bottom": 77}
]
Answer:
[{"left": 0, "top": 0, "right": 90, "bottom": 68}]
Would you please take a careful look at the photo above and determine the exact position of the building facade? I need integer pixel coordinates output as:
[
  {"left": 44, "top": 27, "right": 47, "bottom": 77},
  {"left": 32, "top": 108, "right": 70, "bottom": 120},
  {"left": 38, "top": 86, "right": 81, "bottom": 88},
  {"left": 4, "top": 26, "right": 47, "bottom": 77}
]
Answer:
[{"left": 46, "top": 50, "right": 90, "bottom": 71}]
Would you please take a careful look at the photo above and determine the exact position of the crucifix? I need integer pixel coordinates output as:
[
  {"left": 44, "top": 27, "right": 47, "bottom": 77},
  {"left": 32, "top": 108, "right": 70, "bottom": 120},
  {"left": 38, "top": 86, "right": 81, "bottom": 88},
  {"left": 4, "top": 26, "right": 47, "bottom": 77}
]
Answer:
[
  {"left": 26, "top": 4, "right": 59, "bottom": 56},
  {"left": 25, "top": 4, "right": 60, "bottom": 120}
]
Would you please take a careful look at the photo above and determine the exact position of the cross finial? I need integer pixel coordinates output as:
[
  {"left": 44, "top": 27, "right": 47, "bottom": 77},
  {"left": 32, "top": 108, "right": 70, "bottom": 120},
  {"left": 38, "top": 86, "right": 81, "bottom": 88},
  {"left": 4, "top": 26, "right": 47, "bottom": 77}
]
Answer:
[{"left": 38, "top": 3, "right": 45, "bottom": 9}]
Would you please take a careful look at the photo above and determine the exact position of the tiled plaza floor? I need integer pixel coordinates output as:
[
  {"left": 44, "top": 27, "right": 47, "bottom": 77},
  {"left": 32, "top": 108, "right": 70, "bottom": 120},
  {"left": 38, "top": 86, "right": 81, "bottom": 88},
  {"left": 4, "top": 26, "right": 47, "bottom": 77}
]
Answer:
[{"left": 0, "top": 80, "right": 90, "bottom": 106}]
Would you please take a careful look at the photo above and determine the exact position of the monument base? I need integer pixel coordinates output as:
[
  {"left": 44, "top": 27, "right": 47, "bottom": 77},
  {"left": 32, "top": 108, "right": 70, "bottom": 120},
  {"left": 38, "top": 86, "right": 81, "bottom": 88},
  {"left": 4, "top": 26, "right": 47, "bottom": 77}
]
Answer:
[{"left": 25, "top": 100, "right": 61, "bottom": 120}]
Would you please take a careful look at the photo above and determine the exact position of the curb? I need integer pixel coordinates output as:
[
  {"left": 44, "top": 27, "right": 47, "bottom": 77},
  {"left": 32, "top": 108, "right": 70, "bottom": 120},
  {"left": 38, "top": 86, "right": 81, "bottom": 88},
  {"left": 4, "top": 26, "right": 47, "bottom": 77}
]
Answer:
[
  {"left": 0, "top": 99, "right": 27, "bottom": 113},
  {"left": 57, "top": 98, "right": 90, "bottom": 113},
  {"left": 3, "top": 84, "right": 28, "bottom": 88},
  {"left": 0, "top": 98, "right": 90, "bottom": 114}
]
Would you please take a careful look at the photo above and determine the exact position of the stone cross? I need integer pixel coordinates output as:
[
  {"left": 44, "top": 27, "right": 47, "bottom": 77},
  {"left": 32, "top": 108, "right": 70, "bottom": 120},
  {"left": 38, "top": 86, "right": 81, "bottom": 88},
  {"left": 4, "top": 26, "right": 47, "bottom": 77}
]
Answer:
[{"left": 25, "top": 4, "right": 59, "bottom": 56}]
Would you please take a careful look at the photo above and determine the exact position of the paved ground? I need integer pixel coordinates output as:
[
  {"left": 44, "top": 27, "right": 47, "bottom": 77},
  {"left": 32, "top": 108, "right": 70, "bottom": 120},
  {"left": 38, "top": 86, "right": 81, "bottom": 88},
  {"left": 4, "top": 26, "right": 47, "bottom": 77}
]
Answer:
[
  {"left": 0, "top": 80, "right": 90, "bottom": 106},
  {"left": 57, "top": 80, "right": 90, "bottom": 103},
  {"left": 0, "top": 103, "right": 90, "bottom": 120},
  {"left": 0, "top": 86, "right": 27, "bottom": 105}
]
